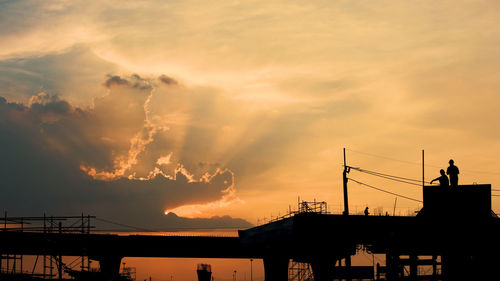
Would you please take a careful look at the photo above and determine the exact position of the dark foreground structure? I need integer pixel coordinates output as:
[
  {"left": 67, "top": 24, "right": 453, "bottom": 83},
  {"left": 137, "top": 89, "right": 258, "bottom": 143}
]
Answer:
[
  {"left": 196, "top": 264, "right": 212, "bottom": 281},
  {"left": 240, "top": 184, "right": 500, "bottom": 281},
  {"left": 1, "top": 185, "right": 499, "bottom": 281}
]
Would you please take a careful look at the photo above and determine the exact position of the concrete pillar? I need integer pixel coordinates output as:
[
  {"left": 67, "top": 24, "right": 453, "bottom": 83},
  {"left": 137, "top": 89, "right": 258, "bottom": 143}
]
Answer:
[
  {"left": 385, "top": 253, "right": 401, "bottom": 281},
  {"left": 310, "top": 260, "right": 335, "bottom": 281},
  {"left": 344, "top": 255, "right": 352, "bottom": 281},
  {"left": 409, "top": 255, "right": 417, "bottom": 281},
  {"left": 432, "top": 255, "right": 437, "bottom": 281},
  {"left": 263, "top": 256, "right": 289, "bottom": 281},
  {"left": 97, "top": 256, "right": 122, "bottom": 280}
]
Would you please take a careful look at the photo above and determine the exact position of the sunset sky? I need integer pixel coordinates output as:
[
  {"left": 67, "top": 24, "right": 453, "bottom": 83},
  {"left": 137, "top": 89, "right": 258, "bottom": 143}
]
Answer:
[{"left": 2, "top": 0, "right": 500, "bottom": 279}]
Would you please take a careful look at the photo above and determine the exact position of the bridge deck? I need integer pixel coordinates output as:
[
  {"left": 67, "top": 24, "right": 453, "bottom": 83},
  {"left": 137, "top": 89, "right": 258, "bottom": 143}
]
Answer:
[{"left": 0, "top": 231, "right": 258, "bottom": 259}]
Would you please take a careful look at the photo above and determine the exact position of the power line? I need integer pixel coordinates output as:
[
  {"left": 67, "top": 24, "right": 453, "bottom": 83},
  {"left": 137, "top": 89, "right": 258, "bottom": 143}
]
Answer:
[
  {"left": 347, "top": 148, "right": 500, "bottom": 176},
  {"left": 350, "top": 167, "right": 423, "bottom": 183},
  {"left": 94, "top": 217, "right": 243, "bottom": 232},
  {"left": 346, "top": 149, "right": 435, "bottom": 167},
  {"left": 348, "top": 178, "right": 423, "bottom": 203},
  {"left": 95, "top": 217, "right": 156, "bottom": 232},
  {"left": 349, "top": 166, "right": 426, "bottom": 186}
]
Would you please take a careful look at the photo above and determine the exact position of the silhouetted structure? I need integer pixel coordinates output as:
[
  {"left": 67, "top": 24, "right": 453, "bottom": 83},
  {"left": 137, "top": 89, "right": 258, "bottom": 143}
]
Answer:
[
  {"left": 430, "top": 169, "right": 449, "bottom": 187},
  {"left": 239, "top": 184, "right": 499, "bottom": 281},
  {"left": 1, "top": 182, "right": 499, "bottom": 281},
  {"left": 197, "top": 264, "right": 212, "bottom": 281},
  {"left": 0, "top": 215, "right": 94, "bottom": 280},
  {"left": 364, "top": 207, "right": 369, "bottom": 216},
  {"left": 447, "top": 159, "right": 459, "bottom": 187}
]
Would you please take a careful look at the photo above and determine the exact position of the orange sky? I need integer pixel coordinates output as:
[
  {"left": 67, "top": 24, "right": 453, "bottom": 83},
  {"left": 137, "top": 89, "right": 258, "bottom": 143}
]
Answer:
[{"left": 2, "top": 0, "right": 500, "bottom": 280}]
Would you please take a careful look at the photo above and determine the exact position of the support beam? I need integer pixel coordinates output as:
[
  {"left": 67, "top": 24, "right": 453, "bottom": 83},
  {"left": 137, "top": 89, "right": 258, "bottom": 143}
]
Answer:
[
  {"left": 263, "top": 256, "right": 289, "bottom": 281},
  {"left": 432, "top": 255, "right": 437, "bottom": 281},
  {"left": 96, "top": 256, "right": 122, "bottom": 280},
  {"left": 344, "top": 256, "right": 352, "bottom": 281},
  {"left": 409, "top": 255, "right": 417, "bottom": 281},
  {"left": 385, "top": 252, "right": 402, "bottom": 281},
  {"left": 310, "top": 260, "right": 335, "bottom": 281}
]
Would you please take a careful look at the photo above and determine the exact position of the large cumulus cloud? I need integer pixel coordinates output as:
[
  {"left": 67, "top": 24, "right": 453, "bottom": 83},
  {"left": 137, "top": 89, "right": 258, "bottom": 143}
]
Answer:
[{"left": 0, "top": 75, "right": 250, "bottom": 229}]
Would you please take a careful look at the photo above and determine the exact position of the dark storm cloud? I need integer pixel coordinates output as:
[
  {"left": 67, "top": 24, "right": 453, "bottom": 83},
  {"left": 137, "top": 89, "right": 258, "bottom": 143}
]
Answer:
[
  {"left": 158, "top": 74, "right": 178, "bottom": 86},
  {"left": 104, "top": 74, "right": 153, "bottom": 90},
  {"left": 28, "top": 92, "right": 84, "bottom": 116},
  {"left": 104, "top": 74, "right": 130, "bottom": 88},
  {"left": 0, "top": 90, "right": 251, "bottom": 229}
]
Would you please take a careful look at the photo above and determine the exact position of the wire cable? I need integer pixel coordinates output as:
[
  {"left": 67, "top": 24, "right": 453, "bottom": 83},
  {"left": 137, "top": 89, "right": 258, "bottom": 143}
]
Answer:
[
  {"left": 95, "top": 217, "right": 156, "bottom": 232},
  {"left": 346, "top": 149, "right": 436, "bottom": 167},
  {"left": 350, "top": 167, "right": 423, "bottom": 183},
  {"left": 347, "top": 148, "right": 500, "bottom": 176},
  {"left": 348, "top": 178, "right": 423, "bottom": 203},
  {"left": 349, "top": 167, "right": 428, "bottom": 186}
]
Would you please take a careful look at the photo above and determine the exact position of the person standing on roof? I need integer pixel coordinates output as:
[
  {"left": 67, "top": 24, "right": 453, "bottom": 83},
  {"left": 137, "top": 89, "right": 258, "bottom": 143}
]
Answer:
[
  {"left": 430, "top": 169, "right": 449, "bottom": 188},
  {"left": 447, "top": 159, "right": 460, "bottom": 187}
]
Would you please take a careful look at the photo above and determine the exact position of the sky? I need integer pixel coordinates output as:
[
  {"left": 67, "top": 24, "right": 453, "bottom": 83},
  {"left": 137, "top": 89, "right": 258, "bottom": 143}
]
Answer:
[{"left": 2, "top": 0, "right": 500, "bottom": 279}]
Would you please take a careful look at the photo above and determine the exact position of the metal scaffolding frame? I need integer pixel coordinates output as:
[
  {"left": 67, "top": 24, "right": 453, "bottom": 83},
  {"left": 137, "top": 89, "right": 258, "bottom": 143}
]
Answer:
[{"left": 0, "top": 213, "right": 95, "bottom": 279}]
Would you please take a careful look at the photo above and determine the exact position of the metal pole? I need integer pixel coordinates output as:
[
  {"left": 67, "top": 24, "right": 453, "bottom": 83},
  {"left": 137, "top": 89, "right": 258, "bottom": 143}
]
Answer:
[
  {"left": 58, "top": 222, "right": 62, "bottom": 280},
  {"left": 81, "top": 213, "right": 84, "bottom": 271},
  {"left": 422, "top": 150, "right": 425, "bottom": 188},
  {"left": 50, "top": 216, "right": 53, "bottom": 279},
  {"left": 343, "top": 149, "right": 352, "bottom": 281},
  {"left": 43, "top": 213, "right": 46, "bottom": 278},
  {"left": 343, "top": 148, "right": 350, "bottom": 215},
  {"left": 250, "top": 259, "right": 253, "bottom": 281}
]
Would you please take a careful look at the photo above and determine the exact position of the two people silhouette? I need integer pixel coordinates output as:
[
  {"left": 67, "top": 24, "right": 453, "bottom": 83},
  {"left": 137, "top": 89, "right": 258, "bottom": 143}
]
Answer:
[{"left": 430, "top": 159, "right": 460, "bottom": 187}]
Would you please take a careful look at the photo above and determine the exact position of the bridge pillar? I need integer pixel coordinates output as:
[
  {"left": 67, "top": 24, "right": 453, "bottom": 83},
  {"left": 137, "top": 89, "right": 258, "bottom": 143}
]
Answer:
[
  {"left": 385, "top": 252, "right": 402, "bottom": 281},
  {"left": 310, "top": 259, "right": 335, "bottom": 281},
  {"left": 409, "top": 254, "right": 417, "bottom": 281},
  {"left": 96, "top": 256, "right": 122, "bottom": 280},
  {"left": 263, "top": 256, "right": 289, "bottom": 281}
]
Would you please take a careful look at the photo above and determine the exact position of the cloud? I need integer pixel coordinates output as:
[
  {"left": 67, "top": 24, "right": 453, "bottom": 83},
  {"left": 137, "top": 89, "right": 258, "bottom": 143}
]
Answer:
[
  {"left": 3, "top": 0, "right": 500, "bottom": 221},
  {"left": 104, "top": 75, "right": 130, "bottom": 88},
  {"left": 0, "top": 45, "right": 121, "bottom": 105},
  {"left": 0, "top": 76, "right": 249, "bottom": 229},
  {"left": 160, "top": 212, "right": 252, "bottom": 230},
  {"left": 158, "top": 75, "right": 178, "bottom": 86}
]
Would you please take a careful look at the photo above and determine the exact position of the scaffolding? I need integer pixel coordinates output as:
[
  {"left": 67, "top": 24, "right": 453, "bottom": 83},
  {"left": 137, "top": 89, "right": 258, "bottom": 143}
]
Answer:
[
  {"left": 285, "top": 200, "right": 327, "bottom": 281},
  {"left": 0, "top": 213, "right": 95, "bottom": 279},
  {"left": 288, "top": 261, "right": 313, "bottom": 281},
  {"left": 268, "top": 199, "right": 329, "bottom": 224},
  {"left": 121, "top": 265, "right": 136, "bottom": 281}
]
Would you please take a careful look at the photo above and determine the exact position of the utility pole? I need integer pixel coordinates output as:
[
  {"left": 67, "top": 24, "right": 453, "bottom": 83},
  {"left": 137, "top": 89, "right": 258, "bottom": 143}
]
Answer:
[
  {"left": 342, "top": 148, "right": 352, "bottom": 281},
  {"left": 343, "top": 148, "right": 350, "bottom": 215}
]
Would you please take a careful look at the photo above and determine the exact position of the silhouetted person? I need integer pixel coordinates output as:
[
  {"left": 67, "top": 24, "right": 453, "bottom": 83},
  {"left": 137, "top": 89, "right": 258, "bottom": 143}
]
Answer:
[
  {"left": 364, "top": 207, "right": 369, "bottom": 216},
  {"left": 447, "top": 159, "right": 460, "bottom": 187},
  {"left": 430, "top": 169, "right": 449, "bottom": 187}
]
